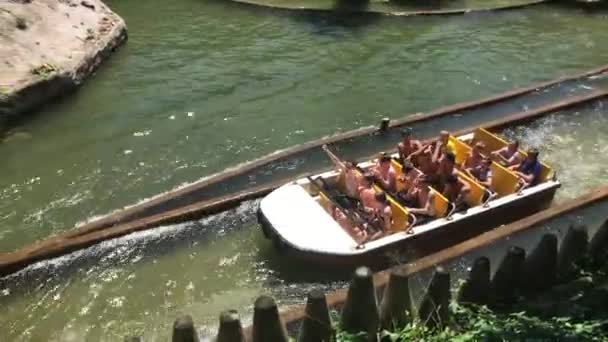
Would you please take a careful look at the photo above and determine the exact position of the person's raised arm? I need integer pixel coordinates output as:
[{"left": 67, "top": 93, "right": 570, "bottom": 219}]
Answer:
[{"left": 322, "top": 144, "right": 345, "bottom": 171}]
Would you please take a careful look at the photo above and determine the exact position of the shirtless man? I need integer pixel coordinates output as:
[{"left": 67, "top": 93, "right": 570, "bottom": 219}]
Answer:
[
  {"left": 358, "top": 173, "right": 377, "bottom": 211},
  {"left": 433, "top": 151, "right": 459, "bottom": 192},
  {"left": 510, "top": 148, "right": 542, "bottom": 187},
  {"left": 322, "top": 144, "right": 361, "bottom": 199},
  {"left": 372, "top": 153, "right": 397, "bottom": 194},
  {"left": 492, "top": 140, "right": 522, "bottom": 167},
  {"left": 397, "top": 127, "right": 423, "bottom": 163},
  {"left": 404, "top": 175, "right": 436, "bottom": 219},
  {"left": 442, "top": 174, "right": 471, "bottom": 211},
  {"left": 367, "top": 191, "right": 393, "bottom": 240},
  {"left": 463, "top": 142, "right": 486, "bottom": 170},
  {"left": 397, "top": 160, "right": 420, "bottom": 192},
  {"left": 467, "top": 157, "right": 493, "bottom": 189}
]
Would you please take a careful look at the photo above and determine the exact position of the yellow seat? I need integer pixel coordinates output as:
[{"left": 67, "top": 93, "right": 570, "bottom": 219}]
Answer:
[
  {"left": 387, "top": 196, "right": 410, "bottom": 232},
  {"left": 317, "top": 192, "right": 332, "bottom": 212},
  {"left": 474, "top": 127, "right": 553, "bottom": 182},
  {"left": 456, "top": 171, "right": 485, "bottom": 207},
  {"left": 449, "top": 136, "right": 470, "bottom": 167},
  {"left": 429, "top": 187, "right": 449, "bottom": 218},
  {"left": 491, "top": 162, "right": 519, "bottom": 197},
  {"left": 391, "top": 159, "right": 408, "bottom": 192}
]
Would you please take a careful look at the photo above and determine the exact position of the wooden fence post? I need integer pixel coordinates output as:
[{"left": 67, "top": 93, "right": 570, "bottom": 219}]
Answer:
[
  {"left": 557, "top": 224, "right": 588, "bottom": 277},
  {"left": 523, "top": 234, "right": 558, "bottom": 292},
  {"left": 216, "top": 309, "right": 246, "bottom": 342},
  {"left": 297, "top": 290, "right": 332, "bottom": 342},
  {"left": 457, "top": 256, "right": 490, "bottom": 305},
  {"left": 172, "top": 315, "right": 199, "bottom": 342},
  {"left": 490, "top": 246, "right": 525, "bottom": 305},
  {"left": 379, "top": 268, "right": 412, "bottom": 329},
  {"left": 589, "top": 218, "right": 608, "bottom": 261},
  {"left": 418, "top": 266, "right": 451, "bottom": 328},
  {"left": 252, "top": 296, "right": 289, "bottom": 342},
  {"left": 341, "top": 266, "right": 379, "bottom": 339}
]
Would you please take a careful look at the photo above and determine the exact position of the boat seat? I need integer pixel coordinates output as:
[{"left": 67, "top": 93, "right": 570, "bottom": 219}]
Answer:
[
  {"left": 457, "top": 171, "right": 485, "bottom": 207},
  {"left": 317, "top": 192, "right": 332, "bottom": 212},
  {"left": 491, "top": 162, "right": 519, "bottom": 197},
  {"left": 473, "top": 127, "right": 553, "bottom": 182},
  {"left": 387, "top": 196, "right": 410, "bottom": 232},
  {"left": 449, "top": 136, "right": 470, "bottom": 167},
  {"left": 429, "top": 187, "right": 449, "bottom": 218}
]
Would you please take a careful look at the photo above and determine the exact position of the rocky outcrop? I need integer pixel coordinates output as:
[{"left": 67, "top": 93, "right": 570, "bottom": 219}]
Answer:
[{"left": 0, "top": 0, "right": 127, "bottom": 125}]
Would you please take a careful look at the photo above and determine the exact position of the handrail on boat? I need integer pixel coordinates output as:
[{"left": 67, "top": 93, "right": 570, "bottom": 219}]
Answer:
[
  {"left": 445, "top": 202, "right": 457, "bottom": 221},
  {"left": 482, "top": 188, "right": 497, "bottom": 208}
]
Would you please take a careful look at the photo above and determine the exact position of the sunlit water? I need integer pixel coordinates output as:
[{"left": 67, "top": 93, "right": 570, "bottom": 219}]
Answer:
[{"left": 1, "top": 1, "right": 608, "bottom": 340}]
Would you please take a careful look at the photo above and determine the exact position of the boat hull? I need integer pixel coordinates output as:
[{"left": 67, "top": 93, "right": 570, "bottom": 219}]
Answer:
[{"left": 258, "top": 183, "right": 559, "bottom": 268}]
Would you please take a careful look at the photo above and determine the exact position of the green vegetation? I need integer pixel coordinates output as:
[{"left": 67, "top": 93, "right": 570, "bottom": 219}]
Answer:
[{"left": 336, "top": 303, "right": 604, "bottom": 341}]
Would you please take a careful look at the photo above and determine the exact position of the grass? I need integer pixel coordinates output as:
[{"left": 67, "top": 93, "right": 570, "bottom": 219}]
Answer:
[{"left": 336, "top": 303, "right": 605, "bottom": 341}]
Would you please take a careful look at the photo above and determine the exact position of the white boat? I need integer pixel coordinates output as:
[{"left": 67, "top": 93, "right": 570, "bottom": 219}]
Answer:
[{"left": 257, "top": 128, "right": 560, "bottom": 265}]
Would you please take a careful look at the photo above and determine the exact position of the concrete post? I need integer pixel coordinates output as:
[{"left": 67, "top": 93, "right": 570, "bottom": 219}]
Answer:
[
  {"left": 379, "top": 118, "right": 390, "bottom": 132},
  {"left": 490, "top": 246, "right": 525, "bottom": 305},
  {"left": 252, "top": 296, "right": 289, "bottom": 342},
  {"left": 341, "top": 266, "right": 379, "bottom": 339},
  {"left": 216, "top": 310, "right": 246, "bottom": 342},
  {"left": 557, "top": 224, "right": 588, "bottom": 277},
  {"left": 418, "top": 266, "right": 451, "bottom": 328},
  {"left": 379, "top": 268, "right": 411, "bottom": 330},
  {"left": 172, "top": 315, "right": 199, "bottom": 342},
  {"left": 457, "top": 256, "right": 490, "bottom": 305},
  {"left": 297, "top": 290, "right": 332, "bottom": 342},
  {"left": 523, "top": 234, "right": 558, "bottom": 292}
]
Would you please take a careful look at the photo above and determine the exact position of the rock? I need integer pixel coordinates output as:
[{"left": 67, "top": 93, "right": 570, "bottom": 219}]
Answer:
[{"left": 0, "top": 0, "right": 127, "bottom": 125}]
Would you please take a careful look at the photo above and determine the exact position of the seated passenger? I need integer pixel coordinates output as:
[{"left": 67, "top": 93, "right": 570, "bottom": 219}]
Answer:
[
  {"left": 467, "top": 157, "right": 494, "bottom": 190},
  {"left": 397, "top": 127, "right": 423, "bottom": 163},
  {"left": 510, "top": 148, "right": 542, "bottom": 187},
  {"left": 367, "top": 192, "right": 393, "bottom": 240},
  {"left": 433, "top": 151, "right": 459, "bottom": 192},
  {"left": 397, "top": 160, "right": 420, "bottom": 192},
  {"left": 416, "top": 150, "right": 438, "bottom": 176},
  {"left": 358, "top": 173, "right": 378, "bottom": 211},
  {"left": 404, "top": 175, "right": 436, "bottom": 219},
  {"left": 372, "top": 153, "right": 397, "bottom": 194},
  {"left": 492, "top": 140, "right": 522, "bottom": 167},
  {"left": 433, "top": 130, "right": 456, "bottom": 156},
  {"left": 322, "top": 144, "right": 361, "bottom": 199},
  {"left": 442, "top": 174, "right": 471, "bottom": 211},
  {"left": 463, "top": 142, "right": 486, "bottom": 170}
]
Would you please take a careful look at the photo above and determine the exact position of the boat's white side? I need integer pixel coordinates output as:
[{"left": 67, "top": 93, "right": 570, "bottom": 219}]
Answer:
[
  {"left": 259, "top": 132, "right": 561, "bottom": 258},
  {"left": 260, "top": 178, "right": 560, "bottom": 257}
]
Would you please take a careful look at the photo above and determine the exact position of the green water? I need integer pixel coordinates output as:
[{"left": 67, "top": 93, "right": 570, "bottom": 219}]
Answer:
[{"left": 1, "top": 1, "right": 608, "bottom": 340}]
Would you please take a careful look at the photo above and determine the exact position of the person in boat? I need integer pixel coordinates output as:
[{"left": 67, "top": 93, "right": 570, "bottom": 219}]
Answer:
[
  {"left": 358, "top": 173, "right": 378, "bottom": 211},
  {"left": 415, "top": 149, "right": 437, "bottom": 176},
  {"left": 492, "top": 140, "right": 522, "bottom": 167},
  {"left": 432, "top": 151, "right": 458, "bottom": 191},
  {"left": 397, "top": 127, "right": 423, "bottom": 163},
  {"left": 442, "top": 174, "right": 471, "bottom": 211},
  {"left": 322, "top": 144, "right": 361, "bottom": 199},
  {"left": 404, "top": 175, "right": 436, "bottom": 223},
  {"left": 467, "top": 156, "right": 494, "bottom": 190},
  {"left": 326, "top": 203, "right": 368, "bottom": 243},
  {"left": 463, "top": 142, "right": 486, "bottom": 170},
  {"left": 510, "top": 148, "right": 542, "bottom": 187},
  {"left": 367, "top": 191, "right": 393, "bottom": 240},
  {"left": 372, "top": 152, "right": 397, "bottom": 194},
  {"left": 397, "top": 162, "right": 421, "bottom": 206},
  {"left": 432, "top": 130, "right": 455, "bottom": 156}
]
